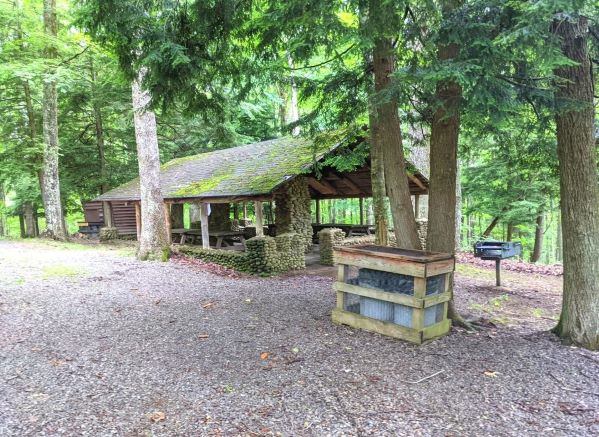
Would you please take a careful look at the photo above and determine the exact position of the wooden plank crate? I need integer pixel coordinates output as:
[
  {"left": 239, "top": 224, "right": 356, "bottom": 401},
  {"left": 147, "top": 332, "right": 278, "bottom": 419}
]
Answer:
[{"left": 331, "top": 245, "right": 455, "bottom": 344}]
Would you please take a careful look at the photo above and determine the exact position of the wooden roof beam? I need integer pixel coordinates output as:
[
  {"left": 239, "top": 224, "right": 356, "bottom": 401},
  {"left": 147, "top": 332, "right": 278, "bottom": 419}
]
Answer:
[
  {"left": 307, "top": 176, "right": 338, "bottom": 195},
  {"left": 407, "top": 173, "right": 426, "bottom": 191}
]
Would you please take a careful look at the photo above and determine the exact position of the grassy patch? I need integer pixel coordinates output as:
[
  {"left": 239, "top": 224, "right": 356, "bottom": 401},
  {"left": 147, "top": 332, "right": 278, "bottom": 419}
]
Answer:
[
  {"left": 42, "top": 264, "right": 88, "bottom": 279},
  {"left": 456, "top": 263, "right": 495, "bottom": 279}
]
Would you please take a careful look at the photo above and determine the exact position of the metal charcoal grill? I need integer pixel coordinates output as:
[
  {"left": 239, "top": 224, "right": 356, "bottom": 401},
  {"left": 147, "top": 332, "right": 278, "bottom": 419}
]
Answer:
[{"left": 473, "top": 241, "right": 522, "bottom": 286}]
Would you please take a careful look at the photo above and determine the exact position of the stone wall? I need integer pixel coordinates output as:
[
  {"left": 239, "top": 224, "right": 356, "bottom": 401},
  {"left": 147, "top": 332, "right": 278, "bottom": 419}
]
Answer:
[
  {"left": 178, "top": 232, "right": 304, "bottom": 275},
  {"left": 99, "top": 227, "right": 119, "bottom": 242},
  {"left": 274, "top": 177, "right": 313, "bottom": 253},
  {"left": 318, "top": 220, "right": 429, "bottom": 266}
]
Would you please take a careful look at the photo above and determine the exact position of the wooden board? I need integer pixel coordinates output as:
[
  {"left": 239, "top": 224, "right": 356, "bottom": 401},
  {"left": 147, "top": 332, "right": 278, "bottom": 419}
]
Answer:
[
  {"left": 332, "top": 308, "right": 423, "bottom": 344},
  {"left": 333, "top": 281, "right": 424, "bottom": 308},
  {"left": 336, "top": 245, "right": 453, "bottom": 263},
  {"left": 334, "top": 252, "right": 426, "bottom": 277}
]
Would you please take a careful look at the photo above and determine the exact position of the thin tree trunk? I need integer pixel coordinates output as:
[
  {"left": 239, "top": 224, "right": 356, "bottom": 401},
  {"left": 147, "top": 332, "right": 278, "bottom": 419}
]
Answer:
[
  {"left": 0, "top": 184, "right": 5, "bottom": 237},
  {"left": 89, "top": 55, "right": 108, "bottom": 194},
  {"left": 41, "top": 0, "right": 66, "bottom": 240},
  {"left": 372, "top": 37, "right": 420, "bottom": 249},
  {"left": 530, "top": 212, "right": 544, "bottom": 263},
  {"left": 556, "top": 212, "right": 562, "bottom": 262},
  {"left": 426, "top": 0, "right": 470, "bottom": 327},
  {"left": 132, "top": 69, "right": 170, "bottom": 260},
  {"left": 506, "top": 223, "right": 514, "bottom": 241},
  {"left": 19, "top": 212, "right": 26, "bottom": 238},
  {"left": 369, "top": 110, "right": 389, "bottom": 245},
  {"left": 482, "top": 215, "right": 500, "bottom": 238},
  {"left": 550, "top": 16, "right": 599, "bottom": 350},
  {"left": 287, "top": 54, "right": 301, "bottom": 136},
  {"left": 455, "top": 160, "right": 462, "bottom": 250}
]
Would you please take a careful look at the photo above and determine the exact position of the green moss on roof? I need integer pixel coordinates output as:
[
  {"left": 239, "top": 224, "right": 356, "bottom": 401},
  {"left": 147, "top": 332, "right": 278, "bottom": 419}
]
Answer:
[{"left": 97, "top": 136, "right": 339, "bottom": 201}]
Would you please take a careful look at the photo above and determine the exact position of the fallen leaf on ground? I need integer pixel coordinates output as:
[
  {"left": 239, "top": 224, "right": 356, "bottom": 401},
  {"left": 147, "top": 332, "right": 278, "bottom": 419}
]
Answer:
[
  {"left": 292, "top": 347, "right": 299, "bottom": 354},
  {"left": 260, "top": 352, "right": 269, "bottom": 360},
  {"left": 149, "top": 411, "right": 166, "bottom": 422},
  {"left": 245, "top": 299, "right": 252, "bottom": 304},
  {"left": 201, "top": 302, "right": 214, "bottom": 309},
  {"left": 484, "top": 370, "right": 499, "bottom": 378}
]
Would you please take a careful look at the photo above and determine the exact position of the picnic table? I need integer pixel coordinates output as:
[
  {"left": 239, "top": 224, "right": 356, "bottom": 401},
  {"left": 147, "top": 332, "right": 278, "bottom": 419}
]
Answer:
[
  {"left": 172, "top": 228, "right": 246, "bottom": 249},
  {"left": 312, "top": 223, "right": 375, "bottom": 239}
]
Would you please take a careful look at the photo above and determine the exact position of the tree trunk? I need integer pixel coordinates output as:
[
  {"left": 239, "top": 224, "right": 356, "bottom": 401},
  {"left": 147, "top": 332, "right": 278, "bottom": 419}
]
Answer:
[
  {"left": 41, "top": 0, "right": 66, "bottom": 240},
  {"left": 0, "top": 184, "right": 5, "bottom": 237},
  {"left": 287, "top": 54, "right": 301, "bottom": 136},
  {"left": 556, "top": 213, "right": 562, "bottom": 262},
  {"left": 372, "top": 38, "right": 420, "bottom": 249},
  {"left": 19, "top": 213, "right": 26, "bottom": 238},
  {"left": 426, "top": 0, "right": 469, "bottom": 327},
  {"left": 455, "top": 160, "right": 462, "bottom": 250},
  {"left": 506, "top": 223, "right": 514, "bottom": 241},
  {"left": 550, "top": 16, "right": 599, "bottom": 350},
  {"left": 530, "top": 212, "right": 544, "bottom": 263},
  {"left": 369, "top": 110, "right": 389, "bottom": 245},
  {"left": 482, "top": 215, "right": 500, "bottom": 238},
  {"left": 89, "top": 55, "right": 108, "bottom": 195},
  {"left": 132, "top": 69, "right": 170, "bottom": 260},
  {"left": 23, "top": 202, "right": 36, "bottom": 238}
]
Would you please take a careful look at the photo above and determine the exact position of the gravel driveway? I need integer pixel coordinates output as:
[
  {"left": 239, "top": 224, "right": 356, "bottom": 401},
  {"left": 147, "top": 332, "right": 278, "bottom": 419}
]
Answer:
[{"left": 1, "top": 239, "right": 598, "bottom": 436}]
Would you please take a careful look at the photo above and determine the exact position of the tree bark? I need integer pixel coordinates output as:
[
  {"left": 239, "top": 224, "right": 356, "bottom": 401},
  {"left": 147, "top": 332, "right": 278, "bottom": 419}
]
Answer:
[
  {"left": 482, "top": 215, "right": 501, "bottom": 238},
  {"left": 506, "top": 223, "right": 514, "bottom": 241},
  {"left": 372, "top": 38, "right": 420, "bottom": 249},
  {"left": 23, "top": 202, "right": 36, "bottom": 238},
  {"left": 369, "top": 110, "right": 389, "bottom": 246},
  {"left": 550, "top": 16, "right": 599, "bottom": 350},
  {"left": 132, "top": 69, "right": 170, "bottom": 260},
  {"left": 41, "top": 0, "right": 67, "bottom": 240},
  {"left": 89, "top": 55, "right": 108, "bottom": 195},
  {"left": 530, "top": 212, "right": 544, "bottom": 263},
  {"left": 426, "top": 0, "right": 470, "bottom": 327},
  {"left": 287, "top": 54, "right": 301, "bottom": 136},
  {"left": 0, "top": 184, "right": 5, "bottom": 237}
]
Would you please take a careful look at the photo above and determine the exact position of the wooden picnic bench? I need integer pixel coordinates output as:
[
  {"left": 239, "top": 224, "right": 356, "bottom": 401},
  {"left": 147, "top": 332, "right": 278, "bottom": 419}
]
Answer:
[{"left": 312, "top": 223, "right": 375, "bottom": 240}]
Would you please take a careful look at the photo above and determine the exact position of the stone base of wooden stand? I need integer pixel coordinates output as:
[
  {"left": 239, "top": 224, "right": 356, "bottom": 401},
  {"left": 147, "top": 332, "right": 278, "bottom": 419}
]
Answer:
[{"left": 99, "top": 227, "right": 119, "bottom": 241}]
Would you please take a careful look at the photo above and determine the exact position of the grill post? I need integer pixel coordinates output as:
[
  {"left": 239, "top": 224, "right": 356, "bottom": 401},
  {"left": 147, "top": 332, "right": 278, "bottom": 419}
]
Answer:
[{"left": 495, "top": 259, "right": 501, "bottom": 286}]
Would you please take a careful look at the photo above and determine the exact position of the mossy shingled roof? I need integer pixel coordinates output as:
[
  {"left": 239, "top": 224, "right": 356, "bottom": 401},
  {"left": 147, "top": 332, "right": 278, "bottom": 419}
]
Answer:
[{"left": 96, "top": 137, "right": 335, "bottom": 202}]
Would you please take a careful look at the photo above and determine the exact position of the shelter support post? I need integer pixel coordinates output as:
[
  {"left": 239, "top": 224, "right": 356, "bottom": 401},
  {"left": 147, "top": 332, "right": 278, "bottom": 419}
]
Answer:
[
  {"left": 170, "top": 203, "right": 184, "bottom": 229},
  {"left": 200, "top": 203, "right": 210, "bottom": 249},
  {"left": 254, "top": 201, "right": 264, "bottom": 237},
  {"left": 102, "top": 201, "right": 113, "bottom": 227},
  {"left": 243, "top": 202, "right": 247, "bottom": 220},
  {"left": 359, "top": 198, "right": 364, "bottom": 225},
  {"left": 164, "top": 203, "right": 172, "bottom": 243},
  {"left": 134, "top": 202, "right": 141, "bottom": 240},
  {"left": 414, "top": 195, "right": 420, "bottom": 219},
  {"left": 316, "top": 199, "right": 321, "bottom": 224}
]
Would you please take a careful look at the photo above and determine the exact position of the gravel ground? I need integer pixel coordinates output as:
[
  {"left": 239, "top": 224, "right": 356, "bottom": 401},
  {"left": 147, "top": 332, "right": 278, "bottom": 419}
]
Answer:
[{"left": 1, "top": 239, "right": 598, "bottom": 436}]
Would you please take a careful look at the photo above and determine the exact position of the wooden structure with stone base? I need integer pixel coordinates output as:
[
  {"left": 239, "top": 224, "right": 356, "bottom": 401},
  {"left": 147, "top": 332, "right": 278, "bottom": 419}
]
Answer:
[{"left": 332, "top": 245, "right": 454, "bottom": 344}]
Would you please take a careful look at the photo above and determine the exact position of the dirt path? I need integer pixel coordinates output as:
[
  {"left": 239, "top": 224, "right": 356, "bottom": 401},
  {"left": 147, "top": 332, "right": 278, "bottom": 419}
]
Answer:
[{"left": 1, "top": 239, "right": 598, "bottom": 436}]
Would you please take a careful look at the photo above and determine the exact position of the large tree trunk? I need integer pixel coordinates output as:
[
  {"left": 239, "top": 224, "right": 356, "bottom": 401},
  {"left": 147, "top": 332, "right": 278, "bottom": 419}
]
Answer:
[
  {"left": 426, "top": 0, "right": 469, "bottom": 327},
  {"left": 550, "top": 16, "right": 599, "bottom": 350},
  {"left": 369, "top": 109, "right": 389, "bottom": 246},
  {"left": 132, "top": 70, "right": 170, "bottom": 260},
  {"left": 23, "top": 202, "right": 36, "bottom": 238},
  {"left": 530, "top": 212, "right": 544, "bottom": 263},
  {"left": 372, "top": 38, "right": 420, "bottom": 249},
  {"left": 41, "top": 0, "right": 66, "bottom": 240}
]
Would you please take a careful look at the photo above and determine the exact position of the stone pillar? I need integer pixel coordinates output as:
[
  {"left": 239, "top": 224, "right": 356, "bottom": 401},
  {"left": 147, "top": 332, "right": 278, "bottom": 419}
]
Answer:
[
  {"left": 170, "top": 203, "right": 184, "bottom": 229},
  {"left": 274, "top": 176, "right": 313, "bottom": 253},
  {"left": 209, "top": 203, "right": 231, "bottom": 232}
]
